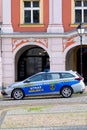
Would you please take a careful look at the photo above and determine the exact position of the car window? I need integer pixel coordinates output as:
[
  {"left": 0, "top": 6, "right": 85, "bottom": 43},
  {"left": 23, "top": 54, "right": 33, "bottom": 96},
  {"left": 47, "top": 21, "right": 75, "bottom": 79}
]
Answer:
[
  {"left": 47, "top": 73, "right": 60, "bottom": 80},
  {"left": 29, "top": 73, "right": 46, "bottom": 82},
  {"left": 61, "top": 73, "right": 75, "bottom": 78}
]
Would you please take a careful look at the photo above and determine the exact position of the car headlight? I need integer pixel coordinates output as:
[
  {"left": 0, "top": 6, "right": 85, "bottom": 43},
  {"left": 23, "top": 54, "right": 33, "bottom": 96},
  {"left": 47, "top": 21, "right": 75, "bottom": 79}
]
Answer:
[{"left": 8, "top": 85, "right": 14, "bottom": 89}]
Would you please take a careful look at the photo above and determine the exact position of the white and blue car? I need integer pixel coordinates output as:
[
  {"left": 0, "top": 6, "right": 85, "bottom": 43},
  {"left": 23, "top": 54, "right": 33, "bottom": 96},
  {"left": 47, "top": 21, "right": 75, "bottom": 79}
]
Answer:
[{"left": 1, "top": 71, "right": 85, "bottom": 100}]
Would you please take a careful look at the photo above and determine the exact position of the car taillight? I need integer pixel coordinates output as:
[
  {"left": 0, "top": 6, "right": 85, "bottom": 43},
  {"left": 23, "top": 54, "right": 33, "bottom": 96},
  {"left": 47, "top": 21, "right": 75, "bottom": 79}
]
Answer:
[{"left": 75, "top": 77, "right": 83, "bottom": 81}]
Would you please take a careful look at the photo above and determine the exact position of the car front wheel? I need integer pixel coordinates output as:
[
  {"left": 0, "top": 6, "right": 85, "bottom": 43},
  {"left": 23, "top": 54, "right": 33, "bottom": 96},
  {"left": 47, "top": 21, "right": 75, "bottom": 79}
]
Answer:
[
  {"left": 12, "top": 89, "right": 24, "bottom": 100},
  {"left": 61, "top": 86, "right": 73, "bottom": 98}
]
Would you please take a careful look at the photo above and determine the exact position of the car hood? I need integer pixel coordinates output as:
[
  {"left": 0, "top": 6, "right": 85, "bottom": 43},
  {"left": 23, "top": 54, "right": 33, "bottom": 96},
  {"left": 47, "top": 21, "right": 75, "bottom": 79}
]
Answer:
[{"left": 10, "top": 81, "right": 24, "bottom": 88}]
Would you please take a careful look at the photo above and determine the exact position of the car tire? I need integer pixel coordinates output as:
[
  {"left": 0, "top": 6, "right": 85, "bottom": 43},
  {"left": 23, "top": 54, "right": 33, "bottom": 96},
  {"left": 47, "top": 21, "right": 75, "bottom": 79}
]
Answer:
[
  {"left": 61, "top": 86, "right": 73, "bottom": 98},
  {"left": 12, "top": 89, "right": 24, "bottom": 100}
]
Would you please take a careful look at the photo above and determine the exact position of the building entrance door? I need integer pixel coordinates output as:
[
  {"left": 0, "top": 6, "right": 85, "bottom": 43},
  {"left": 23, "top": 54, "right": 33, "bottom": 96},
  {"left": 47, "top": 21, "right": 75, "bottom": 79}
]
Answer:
[
  {"left": 17, "top": 47, "right": 49, "bottom": 81},
  {"left": 66, "top": 46, "right": 87, "bottom": 83},
  {"left": 77, "top": 47, "right": 87, "bottom": 82}
]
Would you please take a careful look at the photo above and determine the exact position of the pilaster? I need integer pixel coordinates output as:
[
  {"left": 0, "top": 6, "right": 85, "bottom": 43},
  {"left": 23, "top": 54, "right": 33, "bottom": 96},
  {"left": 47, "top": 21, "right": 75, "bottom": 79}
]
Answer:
[
  {"left": 47, "top": 0, "right": 64, "bottom": 33},
  {"left": 49, "top": 38, "right": 65, "bottom": 71},
  {"left": 0, "top": 29, "right": 2, "bottom": 88},
  {"left": 2, "top": 0, "right": 13, "bottom": 33},
  {"left": 2, "top": 38, "right": 14, "bottom": 87}
]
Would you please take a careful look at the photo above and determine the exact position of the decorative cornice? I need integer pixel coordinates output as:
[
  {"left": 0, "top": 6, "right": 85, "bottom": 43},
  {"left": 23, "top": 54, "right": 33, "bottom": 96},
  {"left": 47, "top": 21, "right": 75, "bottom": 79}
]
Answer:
[{"left": 1, "top": 30, "right": 87, "bottom": 38}]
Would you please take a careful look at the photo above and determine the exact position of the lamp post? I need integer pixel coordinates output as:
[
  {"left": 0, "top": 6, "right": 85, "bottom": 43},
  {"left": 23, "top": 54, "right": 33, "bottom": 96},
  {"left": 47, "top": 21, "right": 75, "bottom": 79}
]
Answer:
[{"left": 77, "top": 23, "right": 85, "bottom": 77}]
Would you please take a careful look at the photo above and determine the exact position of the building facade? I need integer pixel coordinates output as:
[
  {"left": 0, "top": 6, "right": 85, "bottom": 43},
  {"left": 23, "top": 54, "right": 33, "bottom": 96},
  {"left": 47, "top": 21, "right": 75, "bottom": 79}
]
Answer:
[{"left": 0, "top": 0, "right": 87, "bottom": 87}]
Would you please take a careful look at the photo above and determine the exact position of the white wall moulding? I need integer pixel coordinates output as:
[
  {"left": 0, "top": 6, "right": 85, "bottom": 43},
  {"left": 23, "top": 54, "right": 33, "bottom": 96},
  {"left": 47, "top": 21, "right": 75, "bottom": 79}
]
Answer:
[
  {"left": 2, "top": 0, "right": 13, "bottom": 33},
  {"left": 47, "top": 0, "right": 64, "bottom": 33},
  {"left": 0, "top": 30, "right": 79, "bottom": 38}
]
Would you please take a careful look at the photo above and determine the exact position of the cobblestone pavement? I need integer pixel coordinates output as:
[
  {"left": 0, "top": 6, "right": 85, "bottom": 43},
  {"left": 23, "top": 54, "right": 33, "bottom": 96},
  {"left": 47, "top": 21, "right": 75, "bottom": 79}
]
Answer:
[
  {"left": 0, "top": 103, "right": 87, "bottom": 130},
  {"left": 0, "top": 99, "right": 87, "bottom": 129},
  {"left": 0, "top": 87, "right": 87, "bottom": 130}
]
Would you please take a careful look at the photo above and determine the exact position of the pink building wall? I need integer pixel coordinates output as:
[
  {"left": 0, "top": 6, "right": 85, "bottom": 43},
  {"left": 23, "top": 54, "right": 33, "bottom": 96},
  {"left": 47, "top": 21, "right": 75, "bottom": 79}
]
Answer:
[{"left": 0, "top": 0, "right": 2, "bottom": 22}]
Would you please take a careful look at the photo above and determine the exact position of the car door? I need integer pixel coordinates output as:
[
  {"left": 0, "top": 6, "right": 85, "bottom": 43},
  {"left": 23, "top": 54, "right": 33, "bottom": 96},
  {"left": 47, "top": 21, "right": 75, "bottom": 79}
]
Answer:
[
  {"left": 22, "top": 73, "right": 46, "bottom": 96},
  {"left": 42, "top": 73, "right": 62, "bottom": 94}
]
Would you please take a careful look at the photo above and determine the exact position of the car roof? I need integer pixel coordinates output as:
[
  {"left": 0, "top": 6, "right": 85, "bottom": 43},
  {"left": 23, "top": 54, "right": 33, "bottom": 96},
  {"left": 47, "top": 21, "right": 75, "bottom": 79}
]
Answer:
[{"left": 37, "top": 70, "right": 75, "bottom": 74}]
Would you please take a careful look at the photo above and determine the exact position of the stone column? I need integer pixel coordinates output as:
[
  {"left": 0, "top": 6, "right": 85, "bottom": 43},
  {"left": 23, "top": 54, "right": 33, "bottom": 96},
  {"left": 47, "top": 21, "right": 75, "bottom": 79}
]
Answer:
[
  {"left": 47, "top": 0, "right": 64, "bottom": 33},
  {"left": 2, "top": 0, "right": 13, "bottom": 33},
  {"left": 49, "top": 38, "right": 65, "bottom": 71},
  {"left": 2, "top": 38, "right": 14, "bottom": 87},
  {"left": 0, "top": 0, "right": 2, "bottom": 21},
  {"left": 0, "top": 28, "right": 2, "bottom": 88}
]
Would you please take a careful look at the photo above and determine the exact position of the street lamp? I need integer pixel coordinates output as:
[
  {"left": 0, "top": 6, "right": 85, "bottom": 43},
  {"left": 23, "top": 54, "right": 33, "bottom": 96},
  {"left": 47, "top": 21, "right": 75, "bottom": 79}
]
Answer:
[{"left": 77, "top": 23, "right": 85, "bottom": 77}]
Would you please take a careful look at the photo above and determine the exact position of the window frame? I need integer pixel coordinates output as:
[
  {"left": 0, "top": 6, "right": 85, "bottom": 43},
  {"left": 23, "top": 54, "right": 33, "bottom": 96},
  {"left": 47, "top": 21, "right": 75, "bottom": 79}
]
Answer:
[
  {"left": 71, "top": 0, "right": 87, "bottom": 25},
  {"left": 20, "top": 0, "right": 44, "bottom": 27},
  {"left": 24, "top": 1, "right": 40, "bottom": 23},
  {"left": 74, "top": 0, "right": 87, "bottom": 23}
]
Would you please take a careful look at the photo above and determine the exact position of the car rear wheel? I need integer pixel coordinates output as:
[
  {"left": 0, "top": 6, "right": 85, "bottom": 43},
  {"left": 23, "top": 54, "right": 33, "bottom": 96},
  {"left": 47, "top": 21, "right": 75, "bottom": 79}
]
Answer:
[
  {"left": 12, "top": 89, "right": 24, "bottom": 100},
  {"left": 61, "top": 86, "right": 73, "bottom": 98}
]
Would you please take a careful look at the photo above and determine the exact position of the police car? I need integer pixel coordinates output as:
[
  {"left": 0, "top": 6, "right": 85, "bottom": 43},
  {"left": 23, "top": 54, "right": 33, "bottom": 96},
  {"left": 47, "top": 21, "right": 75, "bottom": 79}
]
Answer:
[{"left": 1, "top": 71, "right": 85, "bottom": 100}]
